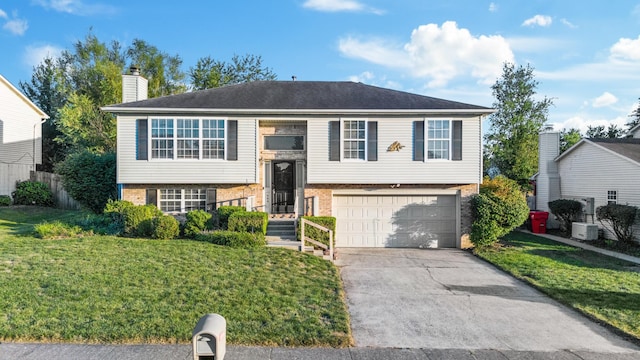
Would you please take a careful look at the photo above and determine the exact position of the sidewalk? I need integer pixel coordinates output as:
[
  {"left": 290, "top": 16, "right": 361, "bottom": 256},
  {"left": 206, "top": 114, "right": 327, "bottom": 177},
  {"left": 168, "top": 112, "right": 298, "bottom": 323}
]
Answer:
[
  {"left": 2, "top": 343, "right": 640, "bottom": 360},
  {"left": 520, "top": 229, "right": 640, "bottom": 265}
]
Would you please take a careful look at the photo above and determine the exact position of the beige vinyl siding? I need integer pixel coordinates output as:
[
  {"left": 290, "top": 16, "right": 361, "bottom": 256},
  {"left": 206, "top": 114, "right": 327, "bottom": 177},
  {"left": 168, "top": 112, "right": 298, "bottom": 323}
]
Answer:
[
  {"left": 117, "top": 116, "right": 258, "bottom": 184},
  {"left": 557, "top": 142, "right": 640, "bottom": 241},
  {"left": 306, "top": 116, "right": 482, "bottom": 184}
]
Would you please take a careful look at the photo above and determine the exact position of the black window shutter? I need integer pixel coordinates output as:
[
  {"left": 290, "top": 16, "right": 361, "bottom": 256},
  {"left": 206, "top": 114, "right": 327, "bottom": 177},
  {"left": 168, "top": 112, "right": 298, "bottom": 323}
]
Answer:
[
  {"left": 206, "top": 188, "right": 217, "bottom": 211},
  {"left": 413, "top": 121, "right": 424, "bottom": 161},
  {"left": 329, "top": 121, "right": 340, "bottom": 161},
  {"left": 136, "top": 119, "right": 148, "bottom": 160},
  {"left": 227, "top": 120, "right": 238, "bottom": 161},
  {"left": 146, "top": 188, "right": 157, "bottom": 206},
  {"left": 367, "top": 121, "right": 378, "bottom": 161},
  {"left": 452, "top": 120, "right": 462, "bottom": 161}
]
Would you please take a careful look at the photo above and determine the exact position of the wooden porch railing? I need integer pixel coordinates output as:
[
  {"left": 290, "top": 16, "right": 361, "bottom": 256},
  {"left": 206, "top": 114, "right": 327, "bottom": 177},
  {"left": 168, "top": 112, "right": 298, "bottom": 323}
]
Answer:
[{"left": 300, "top": 218, "right": 334, "bottom": 261}]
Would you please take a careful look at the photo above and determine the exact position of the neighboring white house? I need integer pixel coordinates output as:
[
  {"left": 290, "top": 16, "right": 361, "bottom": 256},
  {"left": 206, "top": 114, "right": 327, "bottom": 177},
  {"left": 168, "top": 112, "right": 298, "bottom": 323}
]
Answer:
[
  {"left": 536, "top": 131, "right": 640, "bottom": 241},
  {"left": 103, "top": 71, "right": 493, "bottom": 248},
  {"left": 0, "top": 74, "right": 49, "bottom": 197}
]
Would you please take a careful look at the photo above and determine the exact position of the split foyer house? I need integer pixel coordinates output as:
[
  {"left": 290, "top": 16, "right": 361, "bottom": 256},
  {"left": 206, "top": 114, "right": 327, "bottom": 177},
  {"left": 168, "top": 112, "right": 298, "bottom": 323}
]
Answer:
[
  {"left": 103, "top": 70, "right": 493, "bottom": 249},
  {"left": 0, "top": 74, "right": 49, "bottom": 197}
]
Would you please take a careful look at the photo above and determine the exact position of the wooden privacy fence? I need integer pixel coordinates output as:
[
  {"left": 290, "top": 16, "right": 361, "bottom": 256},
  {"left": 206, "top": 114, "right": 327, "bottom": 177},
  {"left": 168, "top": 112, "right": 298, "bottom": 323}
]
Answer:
[{"left": 30, "top": 171, "right": 81, "bottom": 210}]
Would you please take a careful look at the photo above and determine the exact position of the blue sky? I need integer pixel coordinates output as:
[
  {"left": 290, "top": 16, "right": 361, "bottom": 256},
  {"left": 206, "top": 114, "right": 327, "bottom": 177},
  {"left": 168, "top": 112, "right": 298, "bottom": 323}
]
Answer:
[{"left": 2, "top": 0, "right": 640, "bottom": 133}]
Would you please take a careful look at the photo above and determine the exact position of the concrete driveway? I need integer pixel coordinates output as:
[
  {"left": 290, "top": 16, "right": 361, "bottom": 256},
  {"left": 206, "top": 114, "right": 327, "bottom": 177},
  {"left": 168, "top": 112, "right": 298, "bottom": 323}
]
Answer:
[{"left": 336, "top": 248, "right": 639, "bottom": 352}]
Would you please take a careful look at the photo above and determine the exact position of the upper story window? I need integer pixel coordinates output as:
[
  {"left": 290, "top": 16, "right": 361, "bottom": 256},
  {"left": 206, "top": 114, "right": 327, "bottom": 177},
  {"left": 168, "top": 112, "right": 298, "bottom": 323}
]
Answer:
[
  {"left": 151, "top": 118, "right": 174, "bottom": 159},
  {"left": 202, "top": 119, "right": 225, "bottom": 159},
  {"left": 343, "top": 120, "right": 366, "bottom": 160},
  {"left": 146, "top": 118, "right": 230, "bottom": 160},
  {"left": 413, "top": 119, "right": 462, "bottom": 162},
  {"left": 427, "top": 120, "right": 450, "bottom": 160},
  {"left": 607, "top": 190, "right": 617, "bottom": 204}
]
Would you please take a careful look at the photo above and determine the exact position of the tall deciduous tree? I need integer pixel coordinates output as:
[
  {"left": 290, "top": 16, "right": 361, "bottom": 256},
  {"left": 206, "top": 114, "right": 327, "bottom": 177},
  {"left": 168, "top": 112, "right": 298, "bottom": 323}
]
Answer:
[
  {"left": 189, "top": 54, "right": 277, "bottom": 90},
  {"left": 126, "top": 39, "right": 187, "bottom": 97},
  {"left": 559, "top": 128, "right": 581, "bottom": 153},
  {"left": 19, "top": 57, "right": 71, "bottom": 171},
  {"left": 484, "top": 63, "right": 553, "bottom": 188}
]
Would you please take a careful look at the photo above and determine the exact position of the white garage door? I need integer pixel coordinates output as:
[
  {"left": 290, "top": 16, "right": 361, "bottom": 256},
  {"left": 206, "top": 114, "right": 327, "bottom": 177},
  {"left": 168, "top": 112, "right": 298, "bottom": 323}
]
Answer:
[{"left": 333, "top": 195, "right": 457, "bottom": 248}]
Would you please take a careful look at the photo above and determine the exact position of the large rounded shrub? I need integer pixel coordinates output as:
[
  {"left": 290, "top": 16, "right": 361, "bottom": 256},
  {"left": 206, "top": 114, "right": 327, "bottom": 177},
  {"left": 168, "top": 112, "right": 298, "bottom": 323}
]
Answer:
[
  {"left": 12, "top": 181, "right": 53, "bottom": 206},
  {"left": 151, "top": 215, "right": 180, "bottom": 240},
  {"left": 471, "top": 176, "right": 529, "bottom": 247},
  {"left": 122, "top": 204, "right": 163, "bottom": 237},
  {"left": 184, "top": 209, "right": 212, "bottom": 238}
]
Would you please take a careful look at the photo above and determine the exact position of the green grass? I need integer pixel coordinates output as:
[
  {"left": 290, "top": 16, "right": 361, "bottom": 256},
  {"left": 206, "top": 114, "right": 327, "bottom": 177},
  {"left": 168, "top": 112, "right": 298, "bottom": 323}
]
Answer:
[
  {"left": 475, "top": 231, "right": 640, "bottom": 341},
  {"left": 0, "top": 207, "right": 352, "bottom": 346}
]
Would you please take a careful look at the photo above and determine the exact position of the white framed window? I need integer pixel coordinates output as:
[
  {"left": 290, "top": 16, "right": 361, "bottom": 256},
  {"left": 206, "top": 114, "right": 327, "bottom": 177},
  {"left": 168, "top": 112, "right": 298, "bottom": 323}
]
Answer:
[
  {"left": 342, "top": 119, "right": 366, "bottom": 160},
  {"left": 607, "top": 190, "right": 617, "bottom": 205},
  {"left": 159, "top": 189, "right": 181, "bottom": 212},
  {"left": 151, "top": 118, "right": 174, "bottom": 159},
  {"left": 202, "top": 119, "right": 225, "bottom": 159},
  {"left": 177, "top": 119, "right": 200, "bottom": 159},
  {"left": 159, "top": 189, "right": 207, "bottom": 212},
  {"left": 427, "top": 119, "right": 450, "bottom": 160}
]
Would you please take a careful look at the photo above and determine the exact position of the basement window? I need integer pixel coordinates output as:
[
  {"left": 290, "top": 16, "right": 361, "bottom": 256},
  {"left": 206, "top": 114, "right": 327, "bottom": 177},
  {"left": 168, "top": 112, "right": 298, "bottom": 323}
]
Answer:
[{"left": 607, "top": 190, "right": 617, "bottom": 205}]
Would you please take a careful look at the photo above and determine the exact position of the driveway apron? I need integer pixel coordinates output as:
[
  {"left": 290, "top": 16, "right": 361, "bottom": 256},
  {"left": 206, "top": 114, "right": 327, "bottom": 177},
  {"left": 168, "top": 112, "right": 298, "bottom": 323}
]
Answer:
[{"left": 336, "top": 248, "right": 639, "bottom": 352}]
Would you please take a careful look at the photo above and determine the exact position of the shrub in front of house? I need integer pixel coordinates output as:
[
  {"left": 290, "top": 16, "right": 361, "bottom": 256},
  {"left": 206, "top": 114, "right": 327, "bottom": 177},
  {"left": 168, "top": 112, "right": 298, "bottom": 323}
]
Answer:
[
  {"left": 151, "top": 215, "right": 180, "bottom": 240},
  {"left": 471, "top": 175, "right": 529, "bottom": 247},
  {"left": 122, "top": 204, "right": 163, "bottom": 237},
  {"left": 103, "top": 199, "right": 135, "bottom": 235},
  {"left": 184, "top": 209, "right": 213, "bottom": 238},
  {"left": 12, "top": 180, "right": 53, "bottom": 207},
  {"left": 596, "top": 204, "right": 638, "bottom": 244},
  {"left": 34, "top": 221, "right": 86, "bottom": 239},
  {"left": 195, "top": 230, "right": 266, "bottom": 248},
  {"left": 297, "top": 216, "right": 337, "bottom": 248},
  {"left": 228, "top": 211, "right": 268, "bottom": 234},
  {"left": 548, "top": 199, "right": 583, "bottom": 236},
  {"left": 0, "top": 195, "right": 11, "bottom": 206},
  {"left": 216, "top": 205, "right": 246, "bottom": 229}
]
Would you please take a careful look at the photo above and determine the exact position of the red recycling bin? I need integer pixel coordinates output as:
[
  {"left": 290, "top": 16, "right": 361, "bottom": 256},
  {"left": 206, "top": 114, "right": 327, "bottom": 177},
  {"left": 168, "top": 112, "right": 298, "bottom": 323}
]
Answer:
[{"left": 529, "top": 211, "right": 549, "bottom": 234}]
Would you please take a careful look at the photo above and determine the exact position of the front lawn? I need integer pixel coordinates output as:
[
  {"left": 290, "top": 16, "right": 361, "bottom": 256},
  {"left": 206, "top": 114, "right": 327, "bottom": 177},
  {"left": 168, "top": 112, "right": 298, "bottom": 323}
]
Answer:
[
  {"left": 0, "top": 207, "right": 352, "bottom": 346},
  {"left": 475, "top": 231, "right": 640, "bottom": 341}
]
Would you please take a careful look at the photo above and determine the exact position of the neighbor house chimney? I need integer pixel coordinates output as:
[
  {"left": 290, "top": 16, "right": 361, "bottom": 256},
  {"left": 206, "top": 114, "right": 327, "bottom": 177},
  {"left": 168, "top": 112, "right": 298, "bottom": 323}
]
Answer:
[
  {"left": 536, "top": 131, "right": 561, "bottom": 225},
  {"left": 122, "top": 66, "right": 148, "bottom": 103}
]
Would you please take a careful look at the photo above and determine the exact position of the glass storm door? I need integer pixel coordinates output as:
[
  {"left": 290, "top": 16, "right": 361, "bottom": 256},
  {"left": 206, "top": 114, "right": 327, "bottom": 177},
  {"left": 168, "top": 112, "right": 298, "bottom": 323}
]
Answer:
[{"left": 272, "top": 161, "right": 295, "bottom": 213}]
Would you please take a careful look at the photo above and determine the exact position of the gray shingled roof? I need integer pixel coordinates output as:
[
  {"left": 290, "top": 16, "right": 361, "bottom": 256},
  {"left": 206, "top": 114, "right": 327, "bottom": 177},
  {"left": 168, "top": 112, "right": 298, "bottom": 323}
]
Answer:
[
  {"left": 590, "top": 138, "right": 640, "bottom": 164},
  {"left": 106, "top": 81, "right": 491, "bottom": 111}
]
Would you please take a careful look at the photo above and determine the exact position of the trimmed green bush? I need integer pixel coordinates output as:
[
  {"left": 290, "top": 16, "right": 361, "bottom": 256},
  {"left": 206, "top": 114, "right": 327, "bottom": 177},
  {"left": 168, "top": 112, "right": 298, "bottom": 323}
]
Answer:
[
  {"left": 216, "top": 205, "right": 246, "bottom": 229},
  {"left": 151, "top": 215, "right": 180, "bottom": 240},
  {"left": 34, "top": 221, "right": 85, "bottom": 239},
  {"left": 548, "top": 199, "right": 583, "bottom": 235},
  {"left": 596, "top": 204, "right": 638, "bottom": 243},
  {"left": 103, "top": 199, "right": 135, "bottom": 235},
  {"left": 55, "top": 150, "right": 117, "bottom": 213},
  {"left": 228, "top": 211, "right": 268, "bottom": 234},
  {"left": 297, "top": 216, "right": 336, "bottom": 248},
  {"left": 12, "top": 181, "right": 53, "bottom": 206},
  {"left": 195, "top": 230, "right": 266, "bottom": 248},
  {"left": 471, "top": 176, "right": 529, "bottom": 247},
  {"left": 0, "top": 195, "right": 11, "bottom": 206},
  {"left": 122, "top": 204, "right": 163, "bottom": 237},
  {"left": 184, "top": 209, "right": 213, "bottom": 238}
]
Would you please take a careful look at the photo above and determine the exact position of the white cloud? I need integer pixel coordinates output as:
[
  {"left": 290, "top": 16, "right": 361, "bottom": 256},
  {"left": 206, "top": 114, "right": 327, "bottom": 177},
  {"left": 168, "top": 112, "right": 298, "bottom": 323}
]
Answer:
[
  {"left": 339, "top": 21, "right": 513, "bottom": 88},
  {"left": 33, "top": 0, "right": 117, "bottom": 16},
  {"left": 560, "top": 18, "right": 577, "bottom": 29},
  {"left": 522, "top": 15, "right": 552, "bottom": 27},
  {"left": 303, "top": 0, "right": 384, "bottom": 14},
  {"left": 610, "top": 35, "right": 640, "bottom": 61},
  {"left": 0, "top": 8, "right": 7, "bottom": 19},
  {"left": 24, "top": 44, "right": 63, "bottom": 68},
  {"left": 3, "top": 18, "right": 28, "bottom": 35},
  {"left": 488, "top": 3, "right": 498, "bottom": 12},
  {"left": 551, "top": 115, "right": 628, "bottom": 134},
  {"left": 592, "top": 92, "right": 618, "bottom": 108}
]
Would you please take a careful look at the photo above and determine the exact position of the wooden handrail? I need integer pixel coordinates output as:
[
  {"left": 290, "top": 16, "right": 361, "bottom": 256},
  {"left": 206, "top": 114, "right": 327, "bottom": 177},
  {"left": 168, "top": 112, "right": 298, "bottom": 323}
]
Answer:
[{"left": 300, "top": 218, "right": 334, "bottom": 261}]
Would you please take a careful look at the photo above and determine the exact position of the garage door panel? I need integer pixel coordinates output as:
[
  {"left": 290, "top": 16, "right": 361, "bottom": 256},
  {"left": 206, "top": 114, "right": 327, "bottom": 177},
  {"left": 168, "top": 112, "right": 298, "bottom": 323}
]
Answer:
[{"left": 334, "top": 195, "right": 458, "bottom": 248}]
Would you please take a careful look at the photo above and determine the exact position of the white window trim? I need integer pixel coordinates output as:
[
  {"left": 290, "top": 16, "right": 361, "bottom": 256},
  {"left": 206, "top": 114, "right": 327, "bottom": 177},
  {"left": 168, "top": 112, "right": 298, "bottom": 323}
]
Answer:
[
  {"left": 148, "top": 117, "right": 228, "bottom": 161},
  {"left": 340, "top": 118, "right": 368, "bottom": 161},
  {"left": 425, "top": 118, "right": 452, "bottom": 162},
  {"left": 159, "top": 188, "right": 207, "bottom": 213}
]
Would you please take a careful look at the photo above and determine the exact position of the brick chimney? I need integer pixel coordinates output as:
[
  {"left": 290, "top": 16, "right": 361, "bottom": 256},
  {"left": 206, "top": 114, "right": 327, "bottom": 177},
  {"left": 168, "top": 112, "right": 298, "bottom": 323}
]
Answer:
[{"left": 122, "top": 66, "right": 148, "bottom": 103}]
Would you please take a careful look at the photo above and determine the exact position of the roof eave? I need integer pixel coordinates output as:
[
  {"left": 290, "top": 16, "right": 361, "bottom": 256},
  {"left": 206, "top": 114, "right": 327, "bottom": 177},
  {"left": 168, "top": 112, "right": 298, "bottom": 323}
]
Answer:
[{"left": 101, "top": 106, "right": 495, "bottom": 116}]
